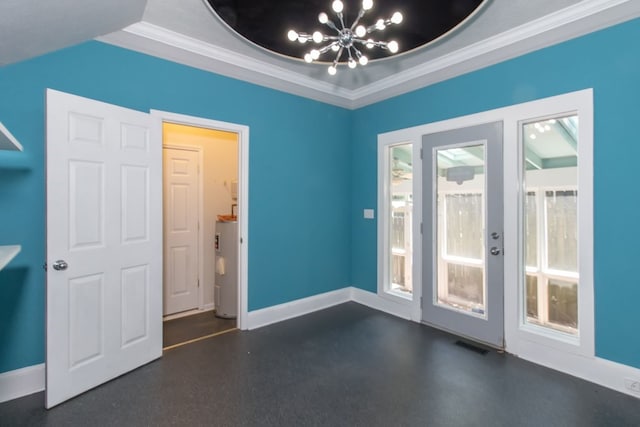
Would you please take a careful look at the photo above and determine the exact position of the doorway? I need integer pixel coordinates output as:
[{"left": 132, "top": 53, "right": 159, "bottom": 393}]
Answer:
[
  {"left": 377, "top": 90, "right": 593, "bottom": 372},
  {"left": 421, "top": 122, "right": 504, "bottom": 348},
  {"left": 158, "top": 117, "right": 246, "bottom": 348}
]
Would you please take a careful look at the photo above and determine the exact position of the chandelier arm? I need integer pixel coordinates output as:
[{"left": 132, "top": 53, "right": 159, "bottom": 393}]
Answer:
[
  {"left": 350, "top": 9, "right": 366, "bottom": 31},
  {"left": 353, "top": 38, "right": 386, "bottom": 48},
  {"left": 336, "top": 12, "right": 346, "bottom": 30},
  {"left": 365, "top": 24, "right": 380, "bottom": 33},
  {"left": 324, "top": 20, "right": 339, "bottom": 32},
  {"left": 319, "top": 43, "right": 336, "bottom": 54},
  {"left": 334, "top": 46, "right": 344, "bottom": 63}
]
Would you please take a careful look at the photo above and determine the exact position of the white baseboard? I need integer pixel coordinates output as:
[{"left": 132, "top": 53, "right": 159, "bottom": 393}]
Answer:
[
  {"left": 515, "top": 338, "right": 640, "bottom": 399},
  {"left": 246, "top": 288, "right": 351, "bottom": 330},
  {"left": 349, "top": 287, "right": 413, "bottom": 320},
  {"left": 3, "top": 286, "right": 640, "bottom": 403},
  {"left": 0, "top": 363, "right": 44, "bottom": 403}
]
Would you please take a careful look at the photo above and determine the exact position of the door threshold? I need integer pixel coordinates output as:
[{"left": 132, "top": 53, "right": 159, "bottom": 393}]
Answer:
[
  {"left": 163, "top": 327, "right": 238, "bottom": 351},
  {"left": 163, "top": 308, "right": 214, "bottom": 322}
]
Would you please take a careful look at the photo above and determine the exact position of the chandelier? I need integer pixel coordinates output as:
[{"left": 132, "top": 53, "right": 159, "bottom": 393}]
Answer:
[{"left": 287, "top": 0, "right": 403, "bottom": 75}]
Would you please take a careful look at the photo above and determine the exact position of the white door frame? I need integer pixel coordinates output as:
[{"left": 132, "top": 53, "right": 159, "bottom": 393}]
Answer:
[
  {"left": 151, "top": 110, "right": 249, "bottom": 330},
  {"left": 377, "top": 89, "right": 593, "bottom": 370},
  {"left": 162, "top": 144, "right": 205, "bottom": 313}
]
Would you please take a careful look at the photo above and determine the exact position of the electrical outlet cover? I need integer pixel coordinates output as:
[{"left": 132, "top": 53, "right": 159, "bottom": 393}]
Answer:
[{"left": 624, "top": 378, "right": 640, "bottom": 393}]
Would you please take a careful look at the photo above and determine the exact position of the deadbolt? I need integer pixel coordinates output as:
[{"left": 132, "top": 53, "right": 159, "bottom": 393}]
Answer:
[{"left": 490, "top": 247, "right": 501, "bottom": 256}]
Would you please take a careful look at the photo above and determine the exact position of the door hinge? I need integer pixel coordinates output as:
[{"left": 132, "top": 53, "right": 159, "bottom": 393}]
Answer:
[
  {"left": 420, "top": 148, "right": 423, "bottom": 159},
  {"left": 420, "top": 296, "right": 423, "bottom": 309},
  {"left": 43, "top": 262, "right": 47, "bottom": 272},
  {"left": 197, "top": 279, "right": 200, "bottom": 288},
  {"left": 420, "top": 222, "right": 423, "bottom": 234}
]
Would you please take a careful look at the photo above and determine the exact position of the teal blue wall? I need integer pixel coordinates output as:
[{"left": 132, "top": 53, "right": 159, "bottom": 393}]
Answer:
[
  {"left": 0, "top": 41, "right": 351, "bottom": 373},
  {"left": 351, "top": 18, "right": 640, "bottom": 369},
  {"left": 2, "top": 17, "right": 640, "bottom": 376}
]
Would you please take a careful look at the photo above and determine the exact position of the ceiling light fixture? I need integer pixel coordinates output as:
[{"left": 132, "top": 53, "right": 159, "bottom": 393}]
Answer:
[{"left": 287, "top": 0, "right": 402, "bottom": 75}]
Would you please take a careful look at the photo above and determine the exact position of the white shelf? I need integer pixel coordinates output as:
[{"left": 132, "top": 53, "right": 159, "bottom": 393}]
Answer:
[
  {"left": 0, "top": 121, "right": 23, "bottom": 151},
  {"left": 0, "top": 245, "right": 21, "bottom": 271}
]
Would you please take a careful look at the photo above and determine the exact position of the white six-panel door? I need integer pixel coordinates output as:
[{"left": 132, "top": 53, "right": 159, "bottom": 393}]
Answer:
[
  {"left": 45, "top": 89, "right": 162, "bottom": 408},
  {"left": 163, "top": 147, "right": 200, "bottom": 315}
]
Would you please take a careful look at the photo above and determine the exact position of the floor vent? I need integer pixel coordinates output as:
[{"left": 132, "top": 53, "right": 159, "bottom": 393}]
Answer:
[{"left": 455, "top": 340, "right": 489, "bottom": 355}]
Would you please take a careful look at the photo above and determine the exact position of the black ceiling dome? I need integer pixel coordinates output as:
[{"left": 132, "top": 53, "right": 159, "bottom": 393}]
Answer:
[{"left": 206, "top": 0, "right": 486, "bottom": 62}]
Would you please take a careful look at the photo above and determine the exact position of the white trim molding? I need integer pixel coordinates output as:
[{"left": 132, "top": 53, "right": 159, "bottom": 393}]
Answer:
[
  {"left": 151, "top": 110, "right": 250, "bottom": 331},
  {"left": 0, "top": 363, "right": 45, "bottom": 403},
  {"left": 350, "top": 287, "right": 414, "bottom": 321},
  {"left": 246, "top": 288, "right": 351, "bottom": 330},
  {"left": 3, "top": 284, "right": 640, "bottom": 402},
  {"left": 98, "top": 0, "right": 640, "bottom": 109}
]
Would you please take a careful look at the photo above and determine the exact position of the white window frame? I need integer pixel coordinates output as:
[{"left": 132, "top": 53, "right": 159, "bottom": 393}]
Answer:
[
  {"left": 505, "top": 91, "right": 594, "bottom": 360},
  {"left": 377, "top": 88, "right": 594, "bottom": 366},
  {"left": 378, "top": 140, "right": 420, "bottom": 306},
  {"left": 524, "top": 185, "right": 580, "bottom": 336}
]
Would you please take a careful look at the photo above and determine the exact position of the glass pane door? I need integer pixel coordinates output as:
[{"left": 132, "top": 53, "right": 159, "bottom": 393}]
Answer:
[
  {"left": 422, "top": 122, "right": 504, "bottom": 348},
  {"left": 436, "top": 145, "right": 486, "bottom": 316}
]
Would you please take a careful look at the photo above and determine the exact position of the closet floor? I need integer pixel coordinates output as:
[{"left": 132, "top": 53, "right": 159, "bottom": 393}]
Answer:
[{"left": 163, "top": 311, "right": 236, "bottom": 348}]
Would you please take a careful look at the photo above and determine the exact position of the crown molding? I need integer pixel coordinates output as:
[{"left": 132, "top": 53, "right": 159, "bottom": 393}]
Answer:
[
  {"left": 349, "top": 0, "right": 637, "bottom": 108},
  {"left": 98, "top": 22, "right": 355, "bottom": 108},
  {"left": 99, "top": 0, "right": 639, "bottom": 110}
]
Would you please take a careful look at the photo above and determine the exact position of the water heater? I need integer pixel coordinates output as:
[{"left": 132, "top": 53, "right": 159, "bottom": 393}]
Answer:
[{"left": 214, "top": 220, "right": 238, "bottom": 319}]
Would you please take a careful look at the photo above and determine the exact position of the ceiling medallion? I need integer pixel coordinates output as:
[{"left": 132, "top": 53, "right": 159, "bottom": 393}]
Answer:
[{"left": 286, "top": 0, "right": 402, "bottom": 75}]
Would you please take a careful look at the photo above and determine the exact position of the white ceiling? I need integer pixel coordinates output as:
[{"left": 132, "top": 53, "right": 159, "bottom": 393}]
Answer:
[{"left": 2, "top": 0, "right": 639, "bottom": 109}]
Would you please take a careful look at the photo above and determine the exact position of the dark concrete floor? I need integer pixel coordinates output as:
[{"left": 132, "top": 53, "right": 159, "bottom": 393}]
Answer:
[
  {"left": 163, "top": 310, "right": 236, "bottom": 348},
  {"left": 2, "top": 303, "right": 640, "bottom": 426}
]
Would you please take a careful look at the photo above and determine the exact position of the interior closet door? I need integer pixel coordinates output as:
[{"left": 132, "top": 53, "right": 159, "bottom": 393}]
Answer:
[{"left": 46, "top": 89, "right": 162, "bottom": 408}]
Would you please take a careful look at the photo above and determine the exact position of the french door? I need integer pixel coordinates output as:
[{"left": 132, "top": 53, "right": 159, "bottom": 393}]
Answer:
[{"left": 421, "top": 122, "right": 504, "bottom": 347}]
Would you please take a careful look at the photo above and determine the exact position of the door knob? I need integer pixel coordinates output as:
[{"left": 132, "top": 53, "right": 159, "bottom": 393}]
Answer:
[
  {"left": 490, "top": 247, "right": 501, "bottom": 256},
  {"left": 52, "top": 260, "right": 68, "bottom": 271}
]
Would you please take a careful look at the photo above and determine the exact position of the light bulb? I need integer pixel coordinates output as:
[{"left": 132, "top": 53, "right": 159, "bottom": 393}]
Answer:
[
  {"left": 318, "top": 12, "right": 328, "bottom": 24},
  {"left": 313, "top": 31, "right": 323, "bottom": 43},
  {"left": 376, "top": 19, "right": 385, "bottom": 30},
  {"left": 328, "top": 65, "right": 337, "bottom": 75},
  {"left": 332, "top": 0, "right": 343, "bottom": 13},
  {"left": 366, "top": 39, "right": 374, "bottom": 49},
  {"left": 530, "top": 134, "right": 537, "bottom": 140},
  {"left": 387, "top": 40, "right": 398, "bottom": 53},
  {"left": 298, "top": 36, "right": 307, "bottom": 44},
  {"left": 310, "top": 49, "right": 320, "bottom": 60},
  {"left": 304, "top": 53, "right": 313, "bottom": 63},
  {"left": 359, "top": 55, "right": 368, "bottom": 66},
  {"left": 355, "top": 25, "right": 366, "bottom": 38},
  {"left": 288, "top": 30, "right": 298, "bottom": 41},
  {"left": 348, "top": 58, "right": 357, "bottom": 69},
  {"left": 362, "top": 0, "right": 373, "bottom": 10},
  {"left": 331, "top": 44, "right": 340, "bottom": 52},
  {"left": 391, "top": 12, "right": 403, "bottom": 24}
]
